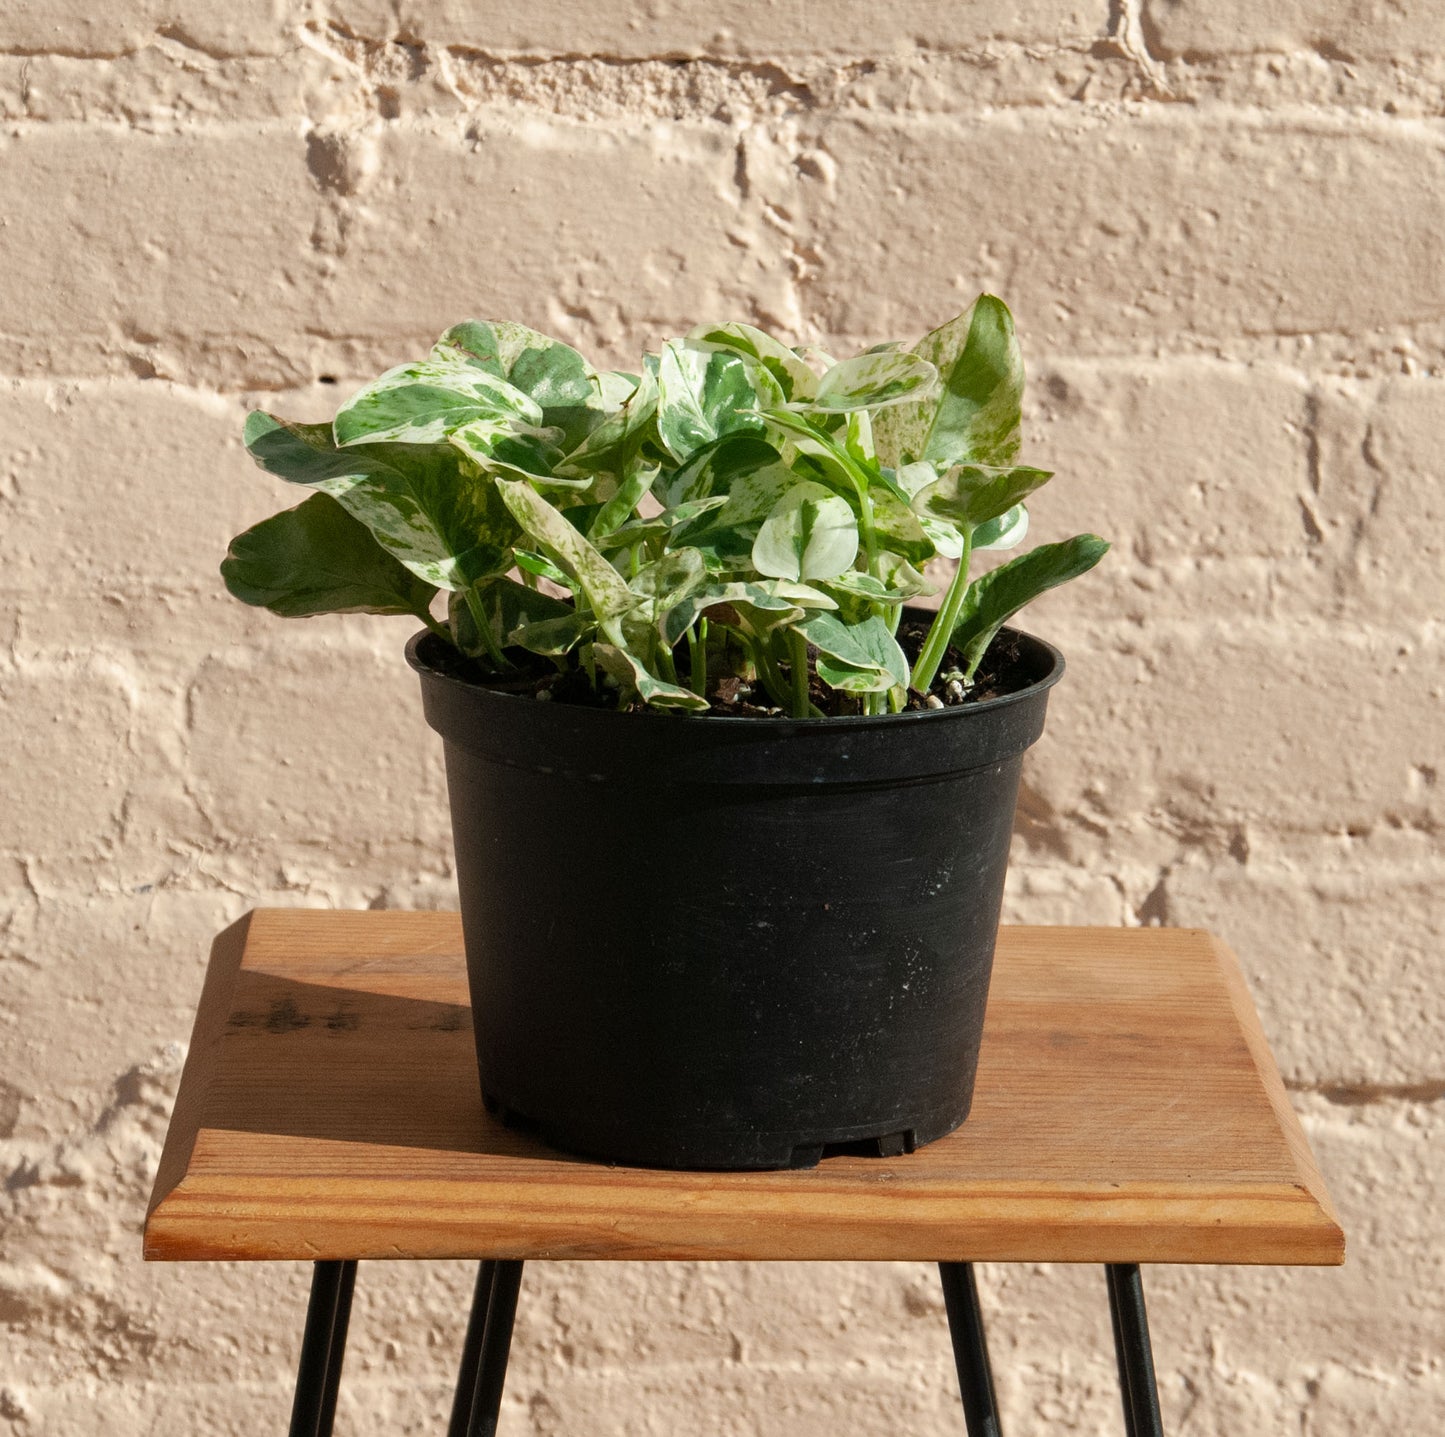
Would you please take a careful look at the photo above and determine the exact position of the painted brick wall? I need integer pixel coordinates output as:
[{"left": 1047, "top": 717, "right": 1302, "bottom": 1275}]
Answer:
[{"left": 1, "top": 3, "right": 1441, "bottom": 1432}]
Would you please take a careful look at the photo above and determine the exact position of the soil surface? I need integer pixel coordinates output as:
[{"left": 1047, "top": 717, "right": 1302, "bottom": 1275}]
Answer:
[{"left": 426, "top": 618, "right": 1033, "bottom": 718}]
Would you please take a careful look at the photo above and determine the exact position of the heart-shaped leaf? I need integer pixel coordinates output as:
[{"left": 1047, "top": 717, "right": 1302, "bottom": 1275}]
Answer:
[
  {"left": 657, "top": 340, "right": 782, "bottom": 460},
  {"left": 593, "top": 643, "right": 710, "bottom": 711},
  {"left": 688, "top": 322, "right": 819, "bottom": 403},
  {"left": 796, "top": 611, "right": 910, "bottom": 689},
  {"left": 802, "top": 350, "right": 938, "bottom": 413},
  {"left": 913, "top": 463, "right": 1052, "bottom": 531},
  {"left": 333, "top": 358, "right": 541, "bottom": 448},
  {"left": 221, "top": 492, "right": 439, "bottom": 621},
  {"left": 752, "top": 481, "right": 860, "bottom": 582},
  {"left": 244, "top": 411, "right": 519, "bottom": 590},
  {"left": 872, "top": 295, "right": 1024, "bottom": 469}
]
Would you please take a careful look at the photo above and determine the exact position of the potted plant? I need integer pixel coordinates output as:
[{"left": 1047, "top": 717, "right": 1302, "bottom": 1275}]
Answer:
[{"left": 222, "top": 296, "right": 1107, "bottom": 1170}]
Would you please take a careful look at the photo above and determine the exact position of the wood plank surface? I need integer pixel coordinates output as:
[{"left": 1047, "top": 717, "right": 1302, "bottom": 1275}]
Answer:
[{"left": 144, "top": 910, "right": 1343, "bottom": 1266}]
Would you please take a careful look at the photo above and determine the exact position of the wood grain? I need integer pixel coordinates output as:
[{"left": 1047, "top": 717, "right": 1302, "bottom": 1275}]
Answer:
[{"left": 145, "top": 911, "right": 1344, "bottom": 1266}]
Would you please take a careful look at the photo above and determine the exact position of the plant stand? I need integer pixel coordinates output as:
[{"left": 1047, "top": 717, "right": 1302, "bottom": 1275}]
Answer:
[{"left": 145, "top": 911, "right": 1343, "bottom": 1435}]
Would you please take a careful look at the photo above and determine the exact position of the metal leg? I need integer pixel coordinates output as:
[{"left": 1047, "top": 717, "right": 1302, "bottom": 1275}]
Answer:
[
  {"left": 456, "top": 1259, "right": 525, "bottom": 1437},
  {"left": 288, "top": 1260, "right": 357, "bottom": 1437},
  {"left": 448, "top": 1262, "right": 500, "bottom": 1437},
  {"left": 1106, "top": 1265, "right": 1164, "bottom": 1437},
  {"left": 938, "top": 1262, "right": 1004, "bottom": 1436}
]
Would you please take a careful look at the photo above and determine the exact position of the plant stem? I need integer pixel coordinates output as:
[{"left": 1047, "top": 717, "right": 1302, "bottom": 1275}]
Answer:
[
  {"left": 910, "top": 527, "right": 973, "bottom": 695},
  {"left": 751, "top": 634, "right": 791, "bottom": 711},
  {"left": 463, "top": 585, "right": 510, "bottom": 671},
  {"left": 656, "top": 640, "right": 679, "bottom": 686},
  {"left": 421, "top": 609, "right": 450, "bottom": 643},
  {"left": 686, "top": 619, "right": 708, "bottom": 698},
  {"left": 786, "top": 627, "right": 811, "bottom": 719}
]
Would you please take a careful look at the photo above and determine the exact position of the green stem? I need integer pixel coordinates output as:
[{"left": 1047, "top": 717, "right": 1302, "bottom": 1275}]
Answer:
[
  {"left": 910, "top": 528, "right": 973, "bottom": 695},
  {"left": 420, "top": 608, "right": 450, "bottom": 643},
  {"left": 463, "top": 586, "right": 510, "bottom": 671},
  {"left": 686, "top": 619, "right": 708, "bottom": 698},
  {"left": 751, "top": 634, "right": 791, "bottom": 711},
  {"left": 786, "top": 626, "right": 811, "bottom": 720},
  {"left": 656, "top": 640, "right": 679, "bottom": 686},
  {"left": 857, "top": 486, "right": 880, "bottom": 582}
]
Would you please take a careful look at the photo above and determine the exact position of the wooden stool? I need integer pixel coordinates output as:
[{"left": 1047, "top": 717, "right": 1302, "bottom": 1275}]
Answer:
[{"left": 146, "top": 911, "right": 1343, "bottom": 1436}]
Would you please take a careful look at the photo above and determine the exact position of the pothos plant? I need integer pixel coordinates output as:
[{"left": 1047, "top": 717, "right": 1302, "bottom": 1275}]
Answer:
[{"left": 223, "top": 296, "right": 1107, "bottom": 718}]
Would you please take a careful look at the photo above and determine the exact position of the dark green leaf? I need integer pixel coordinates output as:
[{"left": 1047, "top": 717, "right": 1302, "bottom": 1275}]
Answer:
[
  {"left": 221, "top": 493, "right": 439, "bottom": 621},
  {"left": 951, "top": 535, "right": 1110, "bottom": 676}
]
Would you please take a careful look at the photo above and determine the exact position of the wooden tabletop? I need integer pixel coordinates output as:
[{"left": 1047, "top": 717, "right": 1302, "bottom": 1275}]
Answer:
[{"left": 144, "top": 910, "right": 1342, "bottom": 1266}]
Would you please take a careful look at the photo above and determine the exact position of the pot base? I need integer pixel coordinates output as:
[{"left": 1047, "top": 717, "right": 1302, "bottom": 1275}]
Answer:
[{"left": 483, "top": 1091, "right": 974, "bottom": 1171}]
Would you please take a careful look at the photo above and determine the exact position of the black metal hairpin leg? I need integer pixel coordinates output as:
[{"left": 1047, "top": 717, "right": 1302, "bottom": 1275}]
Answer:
[
  {"left": 288, "top": 1259, "right": 357, "bottom": 1437},
  {"left": 1106, "top": 1264, "right": 1164, "bottom": 1437},
  {"left": 451, "top": 1259, "right": 525, "bottom": 1437},
  {"left": 939, "top": 1262, "right": 1004, "bottom": 1436}
]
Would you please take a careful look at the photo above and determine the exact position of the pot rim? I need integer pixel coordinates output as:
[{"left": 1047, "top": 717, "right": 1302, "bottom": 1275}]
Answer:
[{"left": 404, "top": 616, "right": 1065, "bottom": 732}]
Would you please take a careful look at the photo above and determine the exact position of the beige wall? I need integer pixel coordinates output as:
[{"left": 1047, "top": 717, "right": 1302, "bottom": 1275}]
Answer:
[{"left": 2, "top": 2, "right": 1442, "bottom": 1431}]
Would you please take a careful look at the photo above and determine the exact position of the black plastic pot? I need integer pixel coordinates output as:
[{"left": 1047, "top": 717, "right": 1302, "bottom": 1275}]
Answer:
[{"left": 408, "top": 622, "right": 1064, "bottom": 1170}]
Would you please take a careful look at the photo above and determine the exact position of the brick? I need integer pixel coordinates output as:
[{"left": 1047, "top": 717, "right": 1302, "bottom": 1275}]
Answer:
[
  {"left": 372, "top": 1, "right": 1106, "bottom": 57},
  {"left": 0, "top": 657, "right": 138, "bottom": 861},
  {"left": 0, "top": 2, "right": 297, "bottom": 57},
  {"left": 326, "top": 120, "right": 767, "bottom": 370},
  {"left": 1020, "top": 620, "right": 1443, "bottom": 839},
  {"left": 1311, "top": 376, "right": 1445, "bottom": 624},
  {"left": 0, "top": 126, "right": 320, "bottom": 381},
  {"left": 1161, "top": 837, "right": 1445, "bottom": 1085},
  {"left": 1143, "top": 0, "right": 1445, "bottom": 62},
  {"left": 185, "top": 637, "right": 449, "bottom": 852},
  {"left": 788, "top": 113, "right": 1445, "bottom": 352},
  {"left": 0, "top": 381, "right": 271, "bottom": 592}
]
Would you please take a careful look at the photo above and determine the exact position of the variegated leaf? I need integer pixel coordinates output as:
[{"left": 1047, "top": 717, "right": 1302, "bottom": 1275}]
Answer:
[
  {"left": 448, "top": 575, "right": 575, "bottom": 657},
  {"left": 912, "top": 463, "right": 1052, "bottom": 531},
  {"left": 558, "top": 365, "right": 659, "bottom": 475},
  {"left": 593, "top": 642, "right": 710, "bottom": 711},
  {"left": 660, "top": 432, "right": 783, "bottom": 508},
  {"left": 495, "top": 479, "right": 639, "bottom": 621},
  {"left": 658, "top": 580, "right": 830, "bottom": 648},
  {"left": 872, "top": 295, "right": 1024, "bottom": 469},
  {"left": 630, "top": 546, "right": 708, "bottom": 612},
  {"left": 796, "top": 611, "right": 910, "bottom": 690},
  {"left": 951, "top": 534, "right": 1109, "bottom": 676},
  {"left": 752, "top": 481, "right": 860, "bottom": 582},
  {"left": 244, "top": 411, "right": 518, "bottom": 590},
  {"left": 687, "top": 322, "right": 819, "bottom": 402},
  {"left": 656, "top": 340, "right": 782, "bottom": 460},
  {"left": 588, "top": 459, "right": 659, "bottom": 542},
  {"left": 221, "top": 492, "right": 439, "bottom": 621},
  {"left": 333, "top": 359, "right": 541, "bottom": 448},
  {"left": 973, "top": 503, "right": 1030, "bottom": 552},
  {"left": 869, "top": 488, "right": 936, "bottom": 566},
  {"left": 447, "top": 415, "right": 580, "bottom": 485},
  {"left": 802, "top": 351, "right": 938, "bottom": 413}
]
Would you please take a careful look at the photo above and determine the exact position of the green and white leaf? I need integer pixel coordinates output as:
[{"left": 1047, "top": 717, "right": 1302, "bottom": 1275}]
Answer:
[
  {"left": 752, "top": 481, "right": 860, "bottom": 582},
  {"left": 869, "top": 488, "right": 936, "bottom": 566},
  {"left": 630, "top": 546, "right": 708, "bottom": 612},
  {"left": 221, "top": 493, "right": 439, "bottom": 621},
  {"left": 973, "top": 503, "right": 1029, "bottom": 552},
  {"left": 244, "top": 411, "right": 519, "bottom": 589},
  {"left": 600, "top": 495, "right": 730, "bottom": 553},
  {"left": 496, "top": 479, "right": 639, "bottom": 622},
  {"left": 511, "top": 610, "right": 595, "bottom": 656},
  {"left": 448, "top": 576, "right": 575, "bottom": 658},
  {"left": 593, "top": 643, "right": 710, "bottom": 711},
  {"left": 588, "top": 460, "right": 659, "bottom": 542},
  {"left": 656, "top": 341, "right": 781, "bottom": 460},
  {"left": 448, "top": 415, "right": 580, "bottom": 485},
  {"left": 801, "top": 351, "right": 938, "bottom": 413},
  {"left": 872, "top": 295, "right": 1024, "bottom": 469},
  {"left": 558, "top": 365, "right": 659, "bottom": 475},
  {"left": 659, "top": 579, "right": 831, "bottom": 648},
  {"left": 950, "top": 534, "right": 1110, "bottom": 676},
  {"left": 432, "top": 320, "right": 601, "bottom": 450},
  {"left": 688, "top": 322, "right": 818, "bottom": 402},
  {"left": 513, "top": 549, "right": 571, "bottom": 587},
  {"left": 333, "top": 358, "right": 541, "bottom": 448},
  {"left": 912, "top": 463, "right": 1052, "bottom": 531},
  {"left": 796, "top": 611, "right": 910, "bottom": 690},
  {"left": 660, "top": 432, "right": 783, "bottom": 508}
]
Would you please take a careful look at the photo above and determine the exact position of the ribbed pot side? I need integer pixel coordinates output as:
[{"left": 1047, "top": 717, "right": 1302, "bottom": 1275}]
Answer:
[{"left": 408, "top": 624, "right": 1064, "bottom": 1170}]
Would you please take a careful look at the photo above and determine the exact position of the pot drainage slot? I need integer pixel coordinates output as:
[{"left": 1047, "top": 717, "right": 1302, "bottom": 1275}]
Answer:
[{"left": 790, "top": 1130, "right": 918, "bottom": 1169}]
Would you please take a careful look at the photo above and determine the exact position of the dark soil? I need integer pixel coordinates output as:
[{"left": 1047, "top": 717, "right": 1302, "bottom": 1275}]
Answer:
[{"left": 427, "top": 617, "right": 1032, "bottom": 718}]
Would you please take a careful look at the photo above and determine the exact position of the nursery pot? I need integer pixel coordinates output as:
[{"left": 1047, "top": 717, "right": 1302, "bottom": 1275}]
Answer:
[{"left": 408, "top": 623, "right": 1064, "bottom": 1171}]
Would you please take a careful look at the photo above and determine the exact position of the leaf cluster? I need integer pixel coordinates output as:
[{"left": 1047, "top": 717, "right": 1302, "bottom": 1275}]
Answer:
[{"left": 222, "top": 302, "right": 1108, "bottom": 716}]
